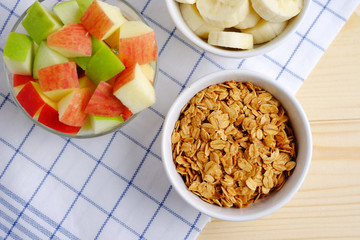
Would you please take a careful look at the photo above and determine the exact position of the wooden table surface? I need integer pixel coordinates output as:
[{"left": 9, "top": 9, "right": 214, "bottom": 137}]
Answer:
[{"left": 198, "top": 5, "right": 360, "bottom": 240}]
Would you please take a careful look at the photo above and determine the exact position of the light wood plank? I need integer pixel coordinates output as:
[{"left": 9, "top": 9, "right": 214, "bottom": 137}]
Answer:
[
  {"left": 198, "top": 120, "right": 360, "bottom": 240},
  {"left": 296, "top": 10, "right": 360, "bottom": 122}
]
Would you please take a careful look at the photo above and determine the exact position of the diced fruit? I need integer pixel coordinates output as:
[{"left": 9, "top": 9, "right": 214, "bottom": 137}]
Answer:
[
  {"left": 241, "top": 19, "right": 287, "bottom": 44},
  {"left": 74, "top": 35, "right": 105, "bottom": 70},
  {"left": 85, "top": 81, "right": 132, "bottom": 117},
  {"left": 196, "top": 0, "right": 249, "bottom": 28},
  {"left": 47, "top": 23, "right": 92, "bottom": 58},
  {"left": 38, "top": 104, "right": 81, "bottom": 134},
  {"left": 118, "top": 21, "right": 157, "bottom": 67},
  {"left": 76, "top": 0, "right": 95, "bottom": 13},
  {"left": 53, "top": 0, "right": 82, "bottom": 24},
  {"left": 16, "top": 81, "right": 56, "bottom": 118},
  {"left": 33, "top": 41, "right": 69, "bottom": 79},
  {"left": 251, "top": 0, "right": 303, "bottom": 23},
  {"left": 104, "top": 28, "right": 120, "bottom": 50},
  {"left": 85, "top": 44, "right": 125, "bottom": 85},
  {"left": 3, "top": 33, "right": 34, "bottom": 75},
  {"left": 80, "top": 0, "right": 127, "bottom": 40},
  {"left": 89, "top": 114, "right": 124, "bottom": 134},
  {"left": 22, "top": 1, "right": 63, "bottom": 45},
  {"left": 113, "top": 63, "right": 156, "bottom": 114},
  {"left": 16, "top": 82, "right": 44, "bottom": 117},
  {"left": 140, "top": 64, "right": 155, "bottom": 84},
  {"left": 234, "top": 0, "right": 261, "bottom": 29},
  {"left": 58, "top": 88, "right": 92, "bottom": 127},
  {"left": 179, "top": 3, "right": 223, "bottom": 39},
  {"left": 6, "top": 0, "right": 158, "bottom": 135},
  {"left": 208, "top": 31, "right": 253, "bottom": 49},
  {"left": 74, "top": 57, "right": 89, "bottom": 71},
  {"left": 179, "top": 0, "right": 302, "bottom": 47},
  {"left": 14, "top": 85, "right": 27, "bottom": 96},
  {"left": 32, "top": 82, "right": 58, "bottom": 110},
  {"left": 79, "top": 76, "right": 97, "bottom": 94},
  {"left": 13, "top": 74, "right": 36, "bottom": 87},
  {"left": 38, "top": 62, "right": 79, "bottom": 101},
  {"left": 77, "top": 116, "right": 92, "bottom": 134}
]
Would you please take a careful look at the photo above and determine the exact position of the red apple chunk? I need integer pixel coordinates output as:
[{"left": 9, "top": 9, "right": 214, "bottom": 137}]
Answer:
[
  {"left": 80, "top": 0, "right": 126, "bottom": 40},
  {"left": 16, "top": 82, "right": 56, "bottom": 118},
  {"left": 13, "top": 74, "right": 36, "bottom": 87},
  {"left": 38, "top": 62, "right": 79, "bottom": 92},
  {"left": 85, "top": 81, "right": 132, "bottom": 118},
  {"left": 58, "top": 88, "right": 92, "bottom": 127},
  {"left": 47, "top": 23, "right": 92, "bottom": 58},
  {"left": 118, "top": 21, "right": 157, "bottom": 67},
  {"left": 38, "top": 104, "right": 81, "bottom": 134}
]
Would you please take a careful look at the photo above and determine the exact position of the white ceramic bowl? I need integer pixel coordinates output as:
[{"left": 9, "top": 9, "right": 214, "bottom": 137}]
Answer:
[
  {"left": 165, "top": 0, "right": 311, "bottom": 58},
  {"left": 161, "top": 69, "right": 312, "bottom": 221}
]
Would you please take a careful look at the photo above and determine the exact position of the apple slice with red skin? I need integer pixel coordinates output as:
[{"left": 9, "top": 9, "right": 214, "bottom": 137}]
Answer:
[
  {"left": 58, "top": 88, "right": 91, "bottom": 127},
  {"left": 38, "top": 62, "right": 79, "bottom": 101},
  {"left": 47, "top": 23, "right": 92, "bottom": 58},
  {"left": 13, "top": 75, "right": 36, "bottom": 96},
  {"left": 16, "top": 81, "right": 56, "bottom": 118},
  {"left": 38, "top": 104, "right": 81, "bottom": 134},
  {"left": 113, "top": 63, "right": 156, "bottom": 114},
  {"left": 13, "top": 74, "right": 36, "bottom": 87},
  {"left": 85, "top": 81, "right": 132, "bottom": 118},
  {"left": 80, "top": 0, "right": 126, "bottom": 40},
  {"left": 118, "top": 21, "right": 157, "bottom": 67}
]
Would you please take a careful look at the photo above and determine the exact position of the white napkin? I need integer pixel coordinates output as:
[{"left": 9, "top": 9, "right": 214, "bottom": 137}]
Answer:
[{"left": 0, "top": 0, "right": 359, "bottom": 239}]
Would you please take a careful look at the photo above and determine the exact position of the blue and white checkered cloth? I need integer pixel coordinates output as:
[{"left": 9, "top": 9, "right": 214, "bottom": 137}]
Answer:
[{"left": 0, "top": 0, "right": 359, "bottom": 239}]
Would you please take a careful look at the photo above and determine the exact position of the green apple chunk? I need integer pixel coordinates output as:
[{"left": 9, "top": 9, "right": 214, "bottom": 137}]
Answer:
[
  {"left": 76, "top": 0, "right": 95, "bottom": 13},
  {"left": 33, "top": 41, "right": 69, "bottom": 79},
  {"left": 22, "top": 1, "right": 63, "bottom": 45},
  {"left": 85, "top": 44, "right": 125, "bottom": 85},
  {"left": 74, "top": 35, "right": 104, "bottom": 70},
  {"left": 3, "top": 32, "right": 34, "bottom": 75},
  {"left": 89, "top": 114, "right": 124, "bottom": 134},
  {"left": 53, "top": 0, "right": 82, "bottom": 24},
  {"left": 74, "top": 57, "right": 89, "bottom": 71}
]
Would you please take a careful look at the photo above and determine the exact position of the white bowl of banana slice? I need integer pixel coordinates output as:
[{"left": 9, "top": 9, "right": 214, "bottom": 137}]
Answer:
[{"left": 166, "top": 0, "right": 310, "bottom": 58}]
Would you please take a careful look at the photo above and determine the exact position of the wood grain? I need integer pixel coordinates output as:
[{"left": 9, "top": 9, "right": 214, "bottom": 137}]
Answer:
[
  {"left": 198, "top": 6, "right": 360, "bottom": 240},
  {"left": 296, "top": 8, "right": 360, "bottom": 122}
]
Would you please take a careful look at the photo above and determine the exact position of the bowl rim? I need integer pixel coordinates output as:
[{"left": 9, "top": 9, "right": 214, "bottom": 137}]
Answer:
[
  {"left": 4, "top": 0, "right": 159, "bottom": 139},
  {"left": 161, "top": 69, "right": 312, "bottom": 221},
  {"left": 165, "top": 0, "right": 311, "bottom": 58}
]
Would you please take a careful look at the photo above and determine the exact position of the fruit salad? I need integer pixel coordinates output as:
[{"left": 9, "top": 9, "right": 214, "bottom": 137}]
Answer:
[
  {"left": 3, "top": 0, "right": 157, "bottom": 136},
  {"left": 177, "top": 0, "right": 303, "bottom": 49}
]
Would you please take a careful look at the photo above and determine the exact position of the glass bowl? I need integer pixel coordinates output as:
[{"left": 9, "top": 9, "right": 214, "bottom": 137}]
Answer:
[{"left": 4, "top": 0, "right": 158, "bottom": 138}]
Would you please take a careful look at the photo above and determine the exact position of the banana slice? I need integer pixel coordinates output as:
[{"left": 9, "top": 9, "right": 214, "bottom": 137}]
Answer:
[
  {"left": 196, "top": 0, "right": 249, "bottom": 28},
  {"left": 242, "top": 19, "right": 287, "bottom": 44},
  {"left": 180, "top": 3, "right": 223, "bottom": 38},
  {"left": 251, "top": 0, "right": 303, "bottom": 23},
  {"left": 234, "top": 0, "right": 261, "bottom": 30},
  {"left": 176, "top": 0, "right": 196, "bottom": 4},
  {"left": 208, "top": 31, "right": 253, "bottom": 49}
]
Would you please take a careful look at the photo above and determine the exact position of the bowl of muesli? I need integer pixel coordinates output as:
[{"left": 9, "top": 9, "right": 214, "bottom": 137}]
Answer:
[{"left": 161, "top": 69, "right": 312, "bottom": 221}]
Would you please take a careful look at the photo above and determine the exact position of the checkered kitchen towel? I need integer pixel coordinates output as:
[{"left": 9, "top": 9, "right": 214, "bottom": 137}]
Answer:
[{"left": 0, "top": 0, "right": 359, "bottom": 239}]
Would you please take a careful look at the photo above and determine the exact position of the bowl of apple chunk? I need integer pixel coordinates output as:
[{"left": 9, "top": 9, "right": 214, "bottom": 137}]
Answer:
[{"left": 2, "top": 0, "right": 158, "bottom": 138}]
